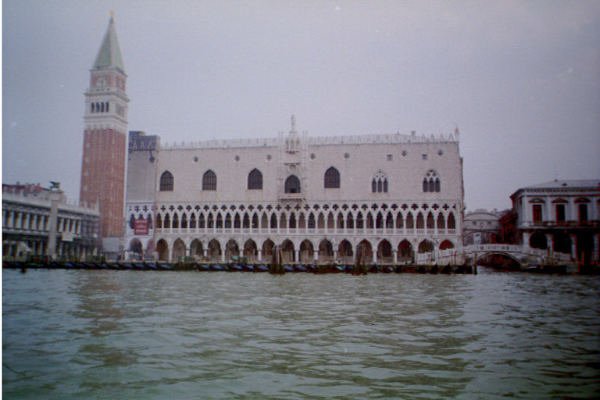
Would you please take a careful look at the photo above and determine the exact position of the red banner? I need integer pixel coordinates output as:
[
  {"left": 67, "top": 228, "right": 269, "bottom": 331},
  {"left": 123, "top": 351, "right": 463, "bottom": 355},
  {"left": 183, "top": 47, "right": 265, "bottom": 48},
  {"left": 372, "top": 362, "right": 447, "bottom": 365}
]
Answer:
[{"left": 134, "top": 219, "right": 148, "bottom": 235}]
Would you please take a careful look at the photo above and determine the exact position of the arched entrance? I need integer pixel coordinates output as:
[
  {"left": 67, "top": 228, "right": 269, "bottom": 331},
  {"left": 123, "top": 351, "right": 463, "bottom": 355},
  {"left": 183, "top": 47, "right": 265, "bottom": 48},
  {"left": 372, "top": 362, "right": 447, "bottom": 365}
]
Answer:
[
  {"left": 225, "top": 239, "right": 240, "bottom": 261},
  {"left": 299, "top": 240, "right": 314, "bottom": 264},
  {"left": 156, "top": 239, "right": 169, "bottom": 261},
  {"left": 418, "top": 239, "right": 434, "bottom": 253},
  {"left": 356, "top": 240, "right": 373, "bottom": 265},
  {"left": 243, "top": 239, "right": 258, "bottom": 262},
  {"left": 172, "top": 239, "right": 186, "bottom": 262},
  {"left": 398, "top": 239, "right": 413, "bottom": 262},
  {"left": 318, "top": 239, "right": 334, "bottom": 264},
  {"left": 262, "top": 239, "right": 275, "bottom": 262},
  {"left": 439, "top": 239, "right": 455, "bottom": 250},
  {"left": 377, "top": 239, "right": 393, "bottom": 264},
  {"left": 207, "top": 239, "right": 221, "bottom": 262},
  {"left": 190, "top": 239, "right": 204, "bottom": 261},
  {"left": 129, "top": 238, "right": 143, "bottom": 259},
  {"left": 529, "top": 232, "right": 547, "bottom": 250},
  {"left": 280, "top": 240, "right": 295, "bottom": 264},
  {"left": 338, "top": 240, "right": 353, "bottom": 264}
]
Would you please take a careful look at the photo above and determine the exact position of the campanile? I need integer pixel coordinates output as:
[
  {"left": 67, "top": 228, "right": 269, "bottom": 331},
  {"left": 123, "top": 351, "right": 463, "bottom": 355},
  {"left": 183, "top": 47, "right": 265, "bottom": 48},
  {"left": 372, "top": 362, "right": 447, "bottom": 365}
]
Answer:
[{"left": 80, "top": 15, "right": 129, "bottom": 252}]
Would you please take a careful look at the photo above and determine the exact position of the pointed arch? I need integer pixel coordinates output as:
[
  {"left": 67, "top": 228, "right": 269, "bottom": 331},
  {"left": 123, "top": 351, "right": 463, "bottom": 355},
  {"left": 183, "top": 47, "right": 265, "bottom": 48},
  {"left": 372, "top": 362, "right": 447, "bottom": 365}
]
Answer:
[
  {"left": 318, "top": 239, "right": 334, "bottom": 263},
  {"left": 181, "top": 213, "right": 188, "bottom": 229},
  {"left": 436, "top": 213, "right": 445, "bottom": 230},
  {"left": 270, "top": 213, "right": 277, "bottom": 230},
  {"left": 262, "top": 239, "right": 275, "bottom": 261},
  {"left": 202, "top": 170, "right": 217, "bottom": 191},
  {"left": 243, "top": 239, "right": 258, "bottom": 262},
  {"left": 156, "top": 239, "right": 169, "bottom": 261},
  {"left": 207, "top": 239, "right": 221, "bottom": 261},
  {"left": 398, "top": 240, "right": 413, "bottom": 261},
  {"left": 248, "top": 168, "right": 263, "bottom": 190},
  {"left": 159, "top": 171, "right": 174, "bottom": 191},
  {"left": 261, "top": 212, "right": 268, "bottom": 230},
  {"left": 426, "top": 212, "right": 435, "bottom": 230},
  {"left": 172, "top": 238, "right": 186, "bottom": 261},
  {"left": 300, "top": 240, "right": 314, "bottom": 264},
  {"left": 416, "top": 212, "right": 424, "bottom": 229},
  {"left": 225, "top": 239, "right": 240, "bottom": 260},
  {"left": 285, "top": 175, "right": 301, "bottom": 193},
  {"left": 447, "top": 212, "right": 456, "bottom": 230},
  {"left": 338, "top": 240, "right": 353, "bottom": 263},
  {"left": 377, "top": 239, "right": 393, "bottom": 264},
  {"left": 324, "top": 166, "right": 340, "bottom": 188}
]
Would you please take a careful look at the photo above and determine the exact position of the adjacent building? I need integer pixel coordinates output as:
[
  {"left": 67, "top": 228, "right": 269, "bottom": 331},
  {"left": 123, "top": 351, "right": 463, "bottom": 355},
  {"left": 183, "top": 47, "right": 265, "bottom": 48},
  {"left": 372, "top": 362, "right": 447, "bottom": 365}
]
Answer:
[
  {"left": 2, "top": 183, "right": 100, "bottom": 260},
  {"left": 463, "top": 209, "right": 501, "bottom": 245},
  {"left": 511, "top": 179, "right": 600, "bottom": 264}
]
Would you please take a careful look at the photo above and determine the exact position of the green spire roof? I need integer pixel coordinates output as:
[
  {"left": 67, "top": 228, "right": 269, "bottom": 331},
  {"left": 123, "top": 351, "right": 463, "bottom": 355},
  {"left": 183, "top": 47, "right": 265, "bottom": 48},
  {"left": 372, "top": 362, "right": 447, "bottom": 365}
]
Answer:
[{"left": 93, "top": 16, "right": 125, "bottom": 72}]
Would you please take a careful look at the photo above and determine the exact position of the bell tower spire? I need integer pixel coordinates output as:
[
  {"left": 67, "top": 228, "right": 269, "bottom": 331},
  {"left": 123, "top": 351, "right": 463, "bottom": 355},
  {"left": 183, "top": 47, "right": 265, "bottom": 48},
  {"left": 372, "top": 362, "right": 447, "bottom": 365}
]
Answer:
[{"left": 80, "top": 15, "right": 129, "bottom": 256}]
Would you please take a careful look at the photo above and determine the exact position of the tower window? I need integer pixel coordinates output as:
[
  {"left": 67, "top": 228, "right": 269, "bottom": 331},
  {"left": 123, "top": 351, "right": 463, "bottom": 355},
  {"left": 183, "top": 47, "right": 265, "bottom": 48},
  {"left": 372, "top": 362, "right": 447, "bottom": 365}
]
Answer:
[{"left": 203, "top": 170, "right": 217, "bottom": 191}]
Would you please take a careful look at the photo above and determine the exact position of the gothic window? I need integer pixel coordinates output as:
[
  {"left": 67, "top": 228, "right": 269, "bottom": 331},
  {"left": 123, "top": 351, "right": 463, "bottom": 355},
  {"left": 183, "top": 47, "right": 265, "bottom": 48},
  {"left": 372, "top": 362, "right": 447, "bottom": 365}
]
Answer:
[
  {"left": 285, "top": 175, "right": 301, "bottom": 193},
  {"left": 203, "top": 170, "right": 217, "bottom": 191},
  {"left": 159, "top": 171, "right": 174, "bottom": 191},
  {"left": 324, "top": 167, "right": 340, "bottom": 189},
  {"left": 371, "top": 170, "right": 388, "bottom": 193},
  {"left": 106, "top": 102, "right": 109, "bottom": 112},
  {"left": 423, "top": 170, "right": 441, "bottom": 193},
  {"left": 91, "top": 103, "right": 95, "bottom": 113},
  {"left": 248, "top": 169, "right": 263, "bottom": 190}
]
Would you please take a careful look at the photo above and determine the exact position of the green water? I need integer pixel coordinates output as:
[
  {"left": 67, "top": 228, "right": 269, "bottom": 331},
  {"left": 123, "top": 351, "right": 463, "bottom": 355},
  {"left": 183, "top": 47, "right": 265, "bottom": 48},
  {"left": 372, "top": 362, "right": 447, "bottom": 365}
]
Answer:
[{"left": 3, "top": 269, "right": 600, "bottom": 399}]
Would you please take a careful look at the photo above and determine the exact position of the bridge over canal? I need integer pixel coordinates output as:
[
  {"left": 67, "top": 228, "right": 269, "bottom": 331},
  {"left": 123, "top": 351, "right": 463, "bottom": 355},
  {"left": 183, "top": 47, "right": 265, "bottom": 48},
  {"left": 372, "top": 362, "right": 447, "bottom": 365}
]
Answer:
[{"left": 462, "top": 244, "right": 573, "bottom": 268}]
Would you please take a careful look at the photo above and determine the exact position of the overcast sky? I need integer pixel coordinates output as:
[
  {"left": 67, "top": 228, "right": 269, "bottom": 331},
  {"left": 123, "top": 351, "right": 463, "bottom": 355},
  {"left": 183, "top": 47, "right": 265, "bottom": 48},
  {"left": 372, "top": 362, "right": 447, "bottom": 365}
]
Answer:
[{"left": 4, "top": 0, "right": 600, "bottom": 211}]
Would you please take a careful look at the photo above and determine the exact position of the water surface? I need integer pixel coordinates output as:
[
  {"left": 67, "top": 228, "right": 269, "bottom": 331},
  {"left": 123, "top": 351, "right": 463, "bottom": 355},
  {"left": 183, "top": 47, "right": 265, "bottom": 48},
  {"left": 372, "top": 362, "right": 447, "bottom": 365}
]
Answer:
[{"left": 3, "top": 269, "right": 600, "bottom": 399}]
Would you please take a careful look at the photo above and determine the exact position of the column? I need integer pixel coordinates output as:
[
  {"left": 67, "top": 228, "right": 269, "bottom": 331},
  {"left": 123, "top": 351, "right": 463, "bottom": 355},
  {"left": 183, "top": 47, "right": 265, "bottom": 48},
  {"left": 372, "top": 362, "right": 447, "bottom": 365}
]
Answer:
[
  {"left": 46, "top": 190, "right": 62, "bottom": 259},
  {"left": 522, "top": 232, "right": 530, "bottom": 249},
  {"left": 393, "top": 249, "right": 398, "bottom": 265},
  {"left": 545, "top": 234, "right": 554, "bottom": 257},
  {"left": 313, "top": 249, "right": 319, "bottom": 263},
  {"left": 257, "top": 249, "right": 262, "bottom": 263},
  {"left": 294, "top": 249, "right": 299, "bottom": 263},
  {"left": 570, "top": 234, "right": 577, "bottom": 261}
]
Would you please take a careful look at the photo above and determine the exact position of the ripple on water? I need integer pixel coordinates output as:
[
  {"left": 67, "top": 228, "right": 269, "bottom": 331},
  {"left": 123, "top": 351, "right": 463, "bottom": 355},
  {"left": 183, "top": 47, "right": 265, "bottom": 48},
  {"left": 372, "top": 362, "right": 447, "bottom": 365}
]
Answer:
[{"left": 3, "top": 270, "right": 600, "bottom": 399}]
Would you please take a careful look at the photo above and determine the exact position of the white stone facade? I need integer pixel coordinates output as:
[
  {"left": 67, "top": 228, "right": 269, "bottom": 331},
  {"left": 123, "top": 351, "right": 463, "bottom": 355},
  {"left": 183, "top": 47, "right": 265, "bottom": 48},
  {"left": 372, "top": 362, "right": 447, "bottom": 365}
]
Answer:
[
  {"left": 2, "top": 183, "right": 100, "bottom": 260},
  {"left": 125, "top": 122, "right": 464, "bottom": 264},
  {"left": 511, "top": 179, "right": 600, "bottom": 263}
]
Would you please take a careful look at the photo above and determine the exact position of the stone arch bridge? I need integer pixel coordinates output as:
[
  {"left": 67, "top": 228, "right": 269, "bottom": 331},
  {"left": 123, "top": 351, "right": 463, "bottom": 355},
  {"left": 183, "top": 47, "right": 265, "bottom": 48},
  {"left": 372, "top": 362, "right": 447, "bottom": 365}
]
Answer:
[{"left": 462, "top": 244, "right": 572, "bottom": 267}]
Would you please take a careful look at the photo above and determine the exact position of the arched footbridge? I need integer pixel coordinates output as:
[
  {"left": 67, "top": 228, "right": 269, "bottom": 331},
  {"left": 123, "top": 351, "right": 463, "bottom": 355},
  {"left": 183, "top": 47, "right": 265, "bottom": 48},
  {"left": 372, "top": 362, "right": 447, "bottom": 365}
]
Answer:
[{"left": 462, "top": 244, "right": 572, "bottom": 267}]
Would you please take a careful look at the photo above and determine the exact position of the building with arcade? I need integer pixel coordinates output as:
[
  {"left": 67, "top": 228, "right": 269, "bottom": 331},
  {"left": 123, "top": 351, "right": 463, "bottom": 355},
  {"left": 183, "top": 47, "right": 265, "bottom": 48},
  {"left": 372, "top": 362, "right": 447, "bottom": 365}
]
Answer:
[{"left": 125, "top": 119, "right": 465, "bottom": 265}]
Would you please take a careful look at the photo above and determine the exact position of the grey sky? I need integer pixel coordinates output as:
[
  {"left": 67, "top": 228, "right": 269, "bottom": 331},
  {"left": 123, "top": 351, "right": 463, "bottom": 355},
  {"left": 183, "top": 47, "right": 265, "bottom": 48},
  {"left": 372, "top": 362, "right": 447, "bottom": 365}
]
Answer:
[{"left": 4, "top": 0, "right": 600, "bottom": 211}]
